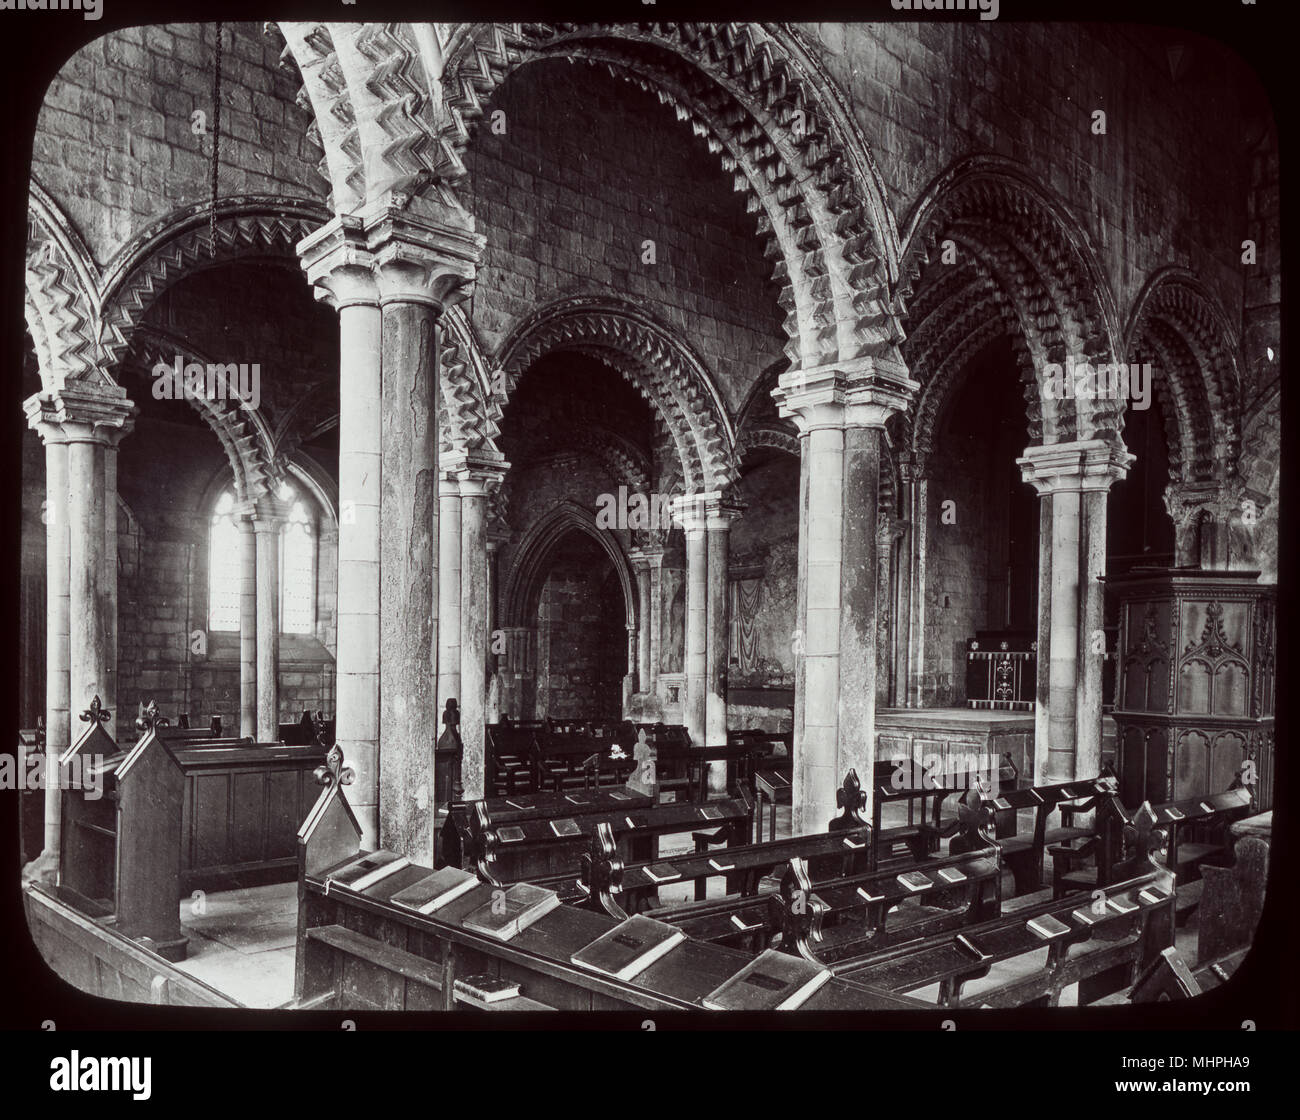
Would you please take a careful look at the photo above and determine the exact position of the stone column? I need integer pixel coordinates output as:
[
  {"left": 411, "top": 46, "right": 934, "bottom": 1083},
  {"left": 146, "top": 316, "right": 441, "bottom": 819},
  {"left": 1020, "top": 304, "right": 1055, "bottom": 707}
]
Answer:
[
  {"left": 437, "top": 474, "right": 462, "bottom": 716},
  {"left": 705, "top": 500, "right": 740, "bottom": 792},
  {"left": 1018, "top": 439, "right": 1132, "bottom": 783},
  {"left": 300, "top": 216, "right": 383, "bottom": 843},
  {"left": 26, "top": 387, "right": 133, "bottom": 881},
  {"left": 677, "top": 496, "right": 709, "bottom": 748},
  {"left": 774, "top": 359, "right": 918, "bottom": 832},
  {"left": 102, "top": 430, "right": 125, "bottom": 718},
  {"left": 369, "top": 203, "right": 482, "bottom": 865},
  {"left": 23, "top": 397, "right": 70, "bottom": 882},
  {"left": 451, "top": 457, "right": 506, "bottom": 801},
  {"left": 253, "top": 504, "right": 285, "bottom": 741},
  {"left": 237, "top": 513, "right": 257, "bottom": 738},
  {"left": 629, "top": 551, "right": 654, "bottom": 690}
]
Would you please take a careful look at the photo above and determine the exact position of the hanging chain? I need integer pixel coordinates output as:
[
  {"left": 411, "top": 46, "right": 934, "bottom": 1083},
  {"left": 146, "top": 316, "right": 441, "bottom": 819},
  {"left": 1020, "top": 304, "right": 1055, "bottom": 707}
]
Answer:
[{"left": 209, "top": 21, "right": 224, "bottom": 246}]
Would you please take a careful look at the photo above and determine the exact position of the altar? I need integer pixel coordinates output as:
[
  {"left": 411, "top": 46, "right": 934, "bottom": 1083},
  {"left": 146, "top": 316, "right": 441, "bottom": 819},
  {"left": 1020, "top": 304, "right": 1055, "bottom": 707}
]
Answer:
[{"left": 874, "top": 708, "right": 1037, "bottom": 783}]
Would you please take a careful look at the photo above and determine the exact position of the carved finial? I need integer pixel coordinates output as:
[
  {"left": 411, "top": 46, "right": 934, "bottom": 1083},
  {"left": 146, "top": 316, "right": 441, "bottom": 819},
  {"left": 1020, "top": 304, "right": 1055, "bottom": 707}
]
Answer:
[
  {"left": 80, "top": 696, "right": 111, "bottom": 725},
  {"left": 313, "top": 743, "right": 355, "bottom": 788},
  {"left": 442, "top": 698, "right": 460, "bottom": 729},
  {"left": 1123, "top": 802, "right": 1168, "bottom": 869},
  {"left": 836, "top": 768, "right": 866, "bottom": 812},
  {"left": 134, "top": 698, "right": 169, "bottom": 732}
]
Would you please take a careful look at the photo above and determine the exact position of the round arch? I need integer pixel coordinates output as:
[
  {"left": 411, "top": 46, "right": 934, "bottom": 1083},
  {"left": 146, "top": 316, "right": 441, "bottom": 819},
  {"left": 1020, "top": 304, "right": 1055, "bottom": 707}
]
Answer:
[
  {"left": 496, "top": 297, "right": 738, "bottom": 496},
  {"left": 899, "top": 156, "right": 1122, "bottom": 447}
]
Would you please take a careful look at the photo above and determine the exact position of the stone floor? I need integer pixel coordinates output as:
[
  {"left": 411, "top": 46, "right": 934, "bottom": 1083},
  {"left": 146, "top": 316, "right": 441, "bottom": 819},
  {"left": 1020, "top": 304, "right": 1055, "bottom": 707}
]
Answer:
[{"left": 169, "top": 797, "right": 1200, "bottom": 1010}]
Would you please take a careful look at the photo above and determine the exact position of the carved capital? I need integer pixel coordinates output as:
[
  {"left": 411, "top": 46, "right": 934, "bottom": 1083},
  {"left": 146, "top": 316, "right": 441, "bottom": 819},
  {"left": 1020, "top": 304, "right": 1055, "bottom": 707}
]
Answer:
[
  {"left": 363, "top": 201, "right": 483, "bottom": 310},
  {"left": 441, "top": 449, "right": 509, "bottom": 497},
  {"left": 26, "top": 385, "right": 135, "bottom": 445},
  {"left": 773, "top": 355, "right": 918, "bottom": 434},
  {"left": 297, "top": 214, "right": 378, "bottom": 310},
  {"left": 1017, "top": 438, "right": 1134, "bottom": 496}
]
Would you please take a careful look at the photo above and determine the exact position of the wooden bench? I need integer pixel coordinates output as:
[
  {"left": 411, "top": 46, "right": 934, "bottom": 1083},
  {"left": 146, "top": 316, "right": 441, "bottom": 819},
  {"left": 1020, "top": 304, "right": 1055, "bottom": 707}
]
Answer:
[
  {"left": 1128, "top": 945, "right": 1249, "bottom": 1002},
  {"left": 772, "top": 842, "right": 1003, "bottom": 965},
  {"left": 485, "top": 719, "right": 545, "bottom": 796},
  {"left": 294, "top": 763, "right": 928, "bottom": 1012},
  {"left": 278, "top": 709, "right": 334, "bottom": 747},
  {"left": 871, "top": 752, "right": 1019, "bottom": 869},
  {"left": 1052, "top": 780, "right": 1255, "bottom": 901},
  {"left": 975, "top": 771, "right": 1121, "bottom": 895},
  {"left": 580, "top": 815, "right": 872, "bottom": 923},
  {"left": 626, "top": 776, "right": 994, "bottom": 953},
  {"left": 447, "top": 786, "right": 753, "bottom": 889},
  {"left": 439, "top": 785, "right": 655, "bottom": 874},
  {"left": 835, "top": 863, "right": 1175, "bottom": 1008}
]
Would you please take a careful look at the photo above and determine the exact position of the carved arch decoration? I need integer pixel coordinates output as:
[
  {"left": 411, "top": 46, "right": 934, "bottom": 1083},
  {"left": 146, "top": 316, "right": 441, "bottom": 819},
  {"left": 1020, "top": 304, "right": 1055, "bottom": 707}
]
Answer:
[
  {"left": 1125, "top": 267, "right": 1243, "bottom": 485},
  {"left": 26, "top": 182, "right": 108, "bottom": 389},
  {"left": 898, "top": 156, "right": 1122, "bottom": 447},
  {"left": 98, "top": 195, "right": 332, "bottom": 372},
  {"left": 495, "top": 298, "right": 738, "bottom": 495},
  {"left": 275, "top": 21, "right": 904, "bottom": 373},
  {"left": 127, "top": 326, "right": 281, "bottom": 504},
  {"left": 501, "top": 499, "right": 638, "bottom": 631}
]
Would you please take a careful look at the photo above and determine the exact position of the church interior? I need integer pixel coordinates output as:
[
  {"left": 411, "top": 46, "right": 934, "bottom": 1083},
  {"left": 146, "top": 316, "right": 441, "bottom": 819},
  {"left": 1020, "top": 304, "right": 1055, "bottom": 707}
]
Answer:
[{"left": 15, "top": 20, "right": 1279, "bottom": 1014}]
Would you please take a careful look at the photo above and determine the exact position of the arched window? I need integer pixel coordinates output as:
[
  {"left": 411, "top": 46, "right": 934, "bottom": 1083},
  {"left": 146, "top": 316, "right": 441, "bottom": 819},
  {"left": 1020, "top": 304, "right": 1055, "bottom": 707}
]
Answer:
[
  {"left": 207, "top": 482, "right": 318, "bottom": 636},
  {"left": 208, "top": 491, "right": 241, "bottom": 632},
  {"left": 279, "top": 487, "right": 316, "bottom": 634}
]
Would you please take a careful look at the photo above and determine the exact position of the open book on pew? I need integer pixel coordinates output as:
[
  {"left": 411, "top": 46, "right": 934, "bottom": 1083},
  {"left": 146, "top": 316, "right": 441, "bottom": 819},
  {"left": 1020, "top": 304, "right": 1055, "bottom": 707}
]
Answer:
[
  {"left": 325, "top": 850, "right": 411, "bottom": 894},
  {"left": 570, "top": 915, "right": 687, "bottom": 980},
  {"left": 702, "top": 948, "right": 832, "bottom": 1011},
  {"left": 461, "top": 883, "right": 562, "bottom": 941}
]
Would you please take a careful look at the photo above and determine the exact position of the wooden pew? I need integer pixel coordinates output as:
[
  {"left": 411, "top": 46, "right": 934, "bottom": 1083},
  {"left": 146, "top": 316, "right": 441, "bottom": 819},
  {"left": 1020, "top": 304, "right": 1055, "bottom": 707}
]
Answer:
[
  {"left": 278, "top": 709, "right": 334, "bottom": 747},
  {"left": 772, "top": 841, "right": 1003, "bottom": 965},
  {"left": 826, "top": 812, "right": 1177, "bottom": 1008},
  {"left": 1052, "top": 779, "right": 1255, "bottom": 901},
  {"left": 439, "top": 785, "right": 655, "bottom": 873},
  {"left": 580, "top": 814, "right": 872, "bottom": 923},
  {"left": 974, "top": 771, "right": 1121, "bottom": 895},
  {"left": 871, "top": 751, "right": 1019, "bottom": 869},
  {"left": 1127, "top": 945, "right": 1249, "bottom": 1002},
  {"left": 293, "top": 757, "right": 928, "bottom": 1012},
  {"left": 59, "top": 697, "right": 189, "bottom": 960},
  {"left": 485, "top": 719, "right": 545, "bottom": 796},
  {"left": 470, "top": 790, "right": 755, "bottom": 888},
  {"left": 622, "top": 776, "right": 995, "bottom": 953}
]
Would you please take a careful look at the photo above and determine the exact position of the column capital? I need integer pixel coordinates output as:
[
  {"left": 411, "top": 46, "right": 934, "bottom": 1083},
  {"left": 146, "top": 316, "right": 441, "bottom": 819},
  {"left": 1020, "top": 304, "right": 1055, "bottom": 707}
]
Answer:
[
  {"left": 297, "top": 214, "right": 379, "bottom": 310},
  {"left": 628, "top": 546, "right": 666, "bottom": 571},
  {"left": 773, "top": 355, "right": 919, "bottom": 434},
  {"left": 670, "top": 491, "right": 738, "bottom": 532},
  {"left": 441, "top": 450, "right": 509, "bottom": 496},
  {"left": 362, "top": 201, "right": 484, "bottom": 311},
  {"left": 26, "top": 385, "right": 135, "bottom": 444},
  {"left": 1017, "top": 438, "right": 1134, "bottom": 495},
  {"left": 249, "top": 491, "right": 294, "bottom": 528}
]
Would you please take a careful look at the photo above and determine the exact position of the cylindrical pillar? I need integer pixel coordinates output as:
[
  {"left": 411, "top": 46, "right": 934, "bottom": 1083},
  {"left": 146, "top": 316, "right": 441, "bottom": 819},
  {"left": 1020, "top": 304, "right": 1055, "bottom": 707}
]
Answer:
[
  {"left": 635, "top": 563, "right": 652, "bottom": 689},
  {"left": 459, "top": 473, "right": 493, "bottom": 800},
  {"left": 238, "top": 516, "right": 257, "bottom": 739},
  {"left": 681, "top": 501, "right": 709, "bottom": 749},
  {"left": 253, "top": 515, "right": 282, "bottom": 742},
  {"left": 36, "top": 426, "right": 70, "bottom": 879},
  {"left": 67, "top": 434, "right": 109, "bottom": 734},
  {"left": 378, "top": 295, "right": 439, "bottom": 863},
  {"left": 798, "top": 425, "right": 845, "bottom": 832},
  {"left": 437, "top": 475, "right": 462, "bottom": 716},
  {"left": 837, "top": 425, "right": 882, "bottom": 784}
]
